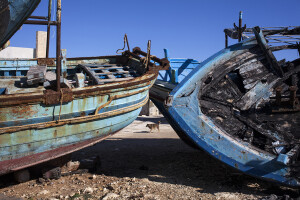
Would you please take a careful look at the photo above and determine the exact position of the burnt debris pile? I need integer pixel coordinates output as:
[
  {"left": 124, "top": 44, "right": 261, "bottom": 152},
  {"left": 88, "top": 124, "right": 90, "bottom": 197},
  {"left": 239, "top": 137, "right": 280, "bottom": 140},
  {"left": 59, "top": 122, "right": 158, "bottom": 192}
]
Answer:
[{"left": 201, "top": 26, "right": 300, "bottom": 177}]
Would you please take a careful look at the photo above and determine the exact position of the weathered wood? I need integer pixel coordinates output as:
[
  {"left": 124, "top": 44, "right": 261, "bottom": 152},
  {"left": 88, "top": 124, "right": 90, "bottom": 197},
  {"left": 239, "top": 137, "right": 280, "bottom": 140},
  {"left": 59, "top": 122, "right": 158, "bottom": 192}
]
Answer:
[
  {"left": 234, "top": 112, "right": 285, "bottom": 142},
  {"left": 95, "top": 71, "right": 130, "bottom": 76},
  {"left": 78, "top": 64, "right": 102, "bottom": 85},
  {"left": 90, "top": 66, "right": 125, "bottom": 70},
  {"left": 26, "top": 65, "right": 47, "bottom": 85},
  {"left": 242, "top": 72, "right": 273, "bottom": 86},
  {"left": 201, "top": 49, "right": 262, "bottom": 94},
  {"left": 225, "top": 75, "right": 243, "bottom": 98},
  {"left": 235, "top": 75, "right": 279, "bottom": 110},
  {"left": 117, "top": 68, "right": 130, "bottom": 77},
  {"left": 239, "top": 59, "right": 267, "bottom": 75},
  {"left": 45, "top": 71, "right": 56, "bottom": 81},
  {"left": 84, "top": 63, "right": 120, "bottom": 67},
  {"left": 97, "top": 77, "right": 134, "bottom": 83},
  {"left": 237, "top": 56, "right": 265, "bottom": 71},
  {"left": 253, "top": 27, "right": 283, "bottom": 77},
  {"left": 101, "top": 69, "right": 116, "bottom": 79}
]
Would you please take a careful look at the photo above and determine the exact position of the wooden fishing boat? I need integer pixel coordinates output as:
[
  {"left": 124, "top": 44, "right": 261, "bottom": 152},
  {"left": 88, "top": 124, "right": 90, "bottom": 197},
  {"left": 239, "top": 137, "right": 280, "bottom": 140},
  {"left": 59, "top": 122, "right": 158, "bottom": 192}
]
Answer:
[
  {"left": 150, "top": 26, "right": 300, "bottom": 187},
  {"left": 0, "top": 0, "right": 169, "bottom": 175}
]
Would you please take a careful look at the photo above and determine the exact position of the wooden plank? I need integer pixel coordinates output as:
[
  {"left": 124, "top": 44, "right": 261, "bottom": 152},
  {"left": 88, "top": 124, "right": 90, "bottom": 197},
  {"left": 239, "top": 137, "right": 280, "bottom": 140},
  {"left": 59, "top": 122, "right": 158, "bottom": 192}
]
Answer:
[
  {"left": 239, "top": 60, "right": 267, "bottom": 75},
  {"left": 95, "top": 71, "right": 130, "bottom": 76},
  {"left": 117, "top": 68, "right": 129, "bottom": 77},
  {"left": 26, "top": 65, "right": 47, "bottom": 85},
  {"left": 253, "top": 27, "right": 284, "bottom": 77},
  {"left": 242, "top": 72, "right": 275, "bottom": 86},
  {"left": 78, "top": 64, "right": 102, "bottom": 85},
  {"left": 89, "top": 66, "right": 124, "bottom": 70},
  {"left": 84, "top": 64, "right": 121, "bottom": 67},
  {"left": 225, "top": 75, "right": 243, "bottom": 98},
  {"left": 101, "top": 69, "right": 115, "bottom": 79},
  {"left": 98, "top": 77, "right": 134, "bottom": 83},
  {"left": 235, "top": 74, "right": 280, "bottom": 110}
]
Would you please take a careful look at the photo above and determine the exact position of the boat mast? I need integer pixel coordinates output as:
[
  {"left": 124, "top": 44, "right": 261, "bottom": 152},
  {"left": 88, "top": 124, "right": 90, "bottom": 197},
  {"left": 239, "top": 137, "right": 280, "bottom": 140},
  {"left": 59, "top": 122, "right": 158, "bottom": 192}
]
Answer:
[
  {"left": 56, "top": 0, "right": 61, "bottom": 92},
  {"left": 46, "top": 0, "right": 52, "bottom": 58}
]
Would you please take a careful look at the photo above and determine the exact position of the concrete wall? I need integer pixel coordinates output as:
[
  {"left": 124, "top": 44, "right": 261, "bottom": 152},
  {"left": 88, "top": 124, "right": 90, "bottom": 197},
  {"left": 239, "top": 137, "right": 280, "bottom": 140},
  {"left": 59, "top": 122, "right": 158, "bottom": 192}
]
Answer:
[
  {"left": 0, "top": 31, "right": 47, "bottom": 59},
  {"left": 0, "top": 47, "right": 35, "bottom": 59},
  {"left": 36, "top": 31, "right": 47, "bottom": 58}
]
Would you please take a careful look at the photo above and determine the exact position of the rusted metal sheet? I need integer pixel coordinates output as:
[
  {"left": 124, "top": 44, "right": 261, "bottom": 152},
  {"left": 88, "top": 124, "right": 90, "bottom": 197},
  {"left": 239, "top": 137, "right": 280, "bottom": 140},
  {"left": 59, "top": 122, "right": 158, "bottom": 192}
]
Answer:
[
  {"left": 43, "top": 88, "right": 73, "bottom": 105},
  {"left": 37, "top": 58, "right": 55, "bottom": 66}
]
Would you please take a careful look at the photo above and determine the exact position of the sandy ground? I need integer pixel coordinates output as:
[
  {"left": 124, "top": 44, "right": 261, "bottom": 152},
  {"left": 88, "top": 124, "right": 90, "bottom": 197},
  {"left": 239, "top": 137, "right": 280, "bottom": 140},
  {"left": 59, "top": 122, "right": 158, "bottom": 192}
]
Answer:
[{"left": 0, "top": 115, "right": 299, "bottom": 200}]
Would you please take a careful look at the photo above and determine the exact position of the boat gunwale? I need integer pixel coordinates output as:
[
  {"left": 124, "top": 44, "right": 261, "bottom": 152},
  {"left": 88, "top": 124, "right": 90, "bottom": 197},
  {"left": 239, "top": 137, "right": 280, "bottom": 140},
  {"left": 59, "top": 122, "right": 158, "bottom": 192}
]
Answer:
[{"left": 0, "top": 70, "right": 158, "bottom": 107}]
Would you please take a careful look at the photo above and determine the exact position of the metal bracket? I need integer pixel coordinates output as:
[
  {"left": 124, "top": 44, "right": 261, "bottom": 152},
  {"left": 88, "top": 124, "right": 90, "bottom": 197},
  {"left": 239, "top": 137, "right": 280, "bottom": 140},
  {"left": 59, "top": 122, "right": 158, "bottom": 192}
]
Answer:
[
  {"left": 44, "top": 88, "right": 73, "bottom": 105},
  {"left": 37, "top": 58, "right": 55, "bottom": 66}
]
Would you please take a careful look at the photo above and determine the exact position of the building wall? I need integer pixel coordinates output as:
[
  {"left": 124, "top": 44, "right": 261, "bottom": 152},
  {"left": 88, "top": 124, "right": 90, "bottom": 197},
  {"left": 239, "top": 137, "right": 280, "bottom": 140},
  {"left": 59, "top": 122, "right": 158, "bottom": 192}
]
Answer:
[
  {"left": 0, "top": 31, "right": 47, "bottom": 59},
  {"left": 0, "top": 46, "right": 35, "bottom": 59}
]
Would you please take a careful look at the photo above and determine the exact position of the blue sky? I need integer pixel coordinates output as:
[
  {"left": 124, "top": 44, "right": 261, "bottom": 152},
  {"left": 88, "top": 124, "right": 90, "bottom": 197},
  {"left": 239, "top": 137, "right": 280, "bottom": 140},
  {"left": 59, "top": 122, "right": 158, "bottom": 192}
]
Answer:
[{"left": 9, "top": 0, "right": 300, "bottom": 62}]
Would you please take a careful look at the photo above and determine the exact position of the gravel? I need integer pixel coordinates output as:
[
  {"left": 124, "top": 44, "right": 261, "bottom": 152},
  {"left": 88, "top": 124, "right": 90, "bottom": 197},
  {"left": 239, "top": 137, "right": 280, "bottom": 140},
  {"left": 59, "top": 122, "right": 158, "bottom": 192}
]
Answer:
[{"left": 0, "top": 116, "right": 298, "bottom": 200}]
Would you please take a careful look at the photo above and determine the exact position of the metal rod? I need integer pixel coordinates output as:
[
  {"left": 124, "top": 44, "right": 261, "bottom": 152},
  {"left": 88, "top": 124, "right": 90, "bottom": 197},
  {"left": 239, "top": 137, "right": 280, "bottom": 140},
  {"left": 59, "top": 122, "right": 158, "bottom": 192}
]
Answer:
[
  {"left": 29, "top": 16, "right": 48, "bottom": 20},
  {"left": 225, "top": 33, "right": 228, "bottom": 48},
  {"left": 146, "top": 40, "right": 151, "bottom": 70},
  {"left": 24, "top": 20, "right": 57, "bottom": 25},
  {"left": 46, "top": 0, "right": 52, "bottom": 58},
  {"left": 56, "top": 0, "right": 61, "bottom": 92},
  {"left": 238, "top": 11, "right": 242, "bottom": 42},
  {"left": 125, "top": 34, "right": 130, "bottom": 51},
  {"left": 133, "top": 47, "right": 163, "bottom": 64}
]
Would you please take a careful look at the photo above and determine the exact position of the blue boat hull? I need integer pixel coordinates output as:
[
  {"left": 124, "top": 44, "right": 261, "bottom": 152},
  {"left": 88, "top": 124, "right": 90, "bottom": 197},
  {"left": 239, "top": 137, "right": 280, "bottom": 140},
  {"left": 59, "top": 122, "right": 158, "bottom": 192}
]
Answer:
[
  {"left": 0, "top": 54, "right": 158, "bottom": 175},
  {"left": 150, "top": 30, "right": 300, "bottom": 187}
]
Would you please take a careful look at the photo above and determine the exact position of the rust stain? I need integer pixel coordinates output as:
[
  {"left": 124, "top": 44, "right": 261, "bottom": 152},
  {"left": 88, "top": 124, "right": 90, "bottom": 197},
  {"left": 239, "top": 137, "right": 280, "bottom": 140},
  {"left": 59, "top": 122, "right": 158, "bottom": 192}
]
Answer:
[
  {"left": 10, "top": 105, "right": 38, "bottom": 119},
  {"left": 53, "top": 130, "right": 57, "bottom": 138},
  {"left": 80, "top": 112, "right": 86, "bottom": 117}
]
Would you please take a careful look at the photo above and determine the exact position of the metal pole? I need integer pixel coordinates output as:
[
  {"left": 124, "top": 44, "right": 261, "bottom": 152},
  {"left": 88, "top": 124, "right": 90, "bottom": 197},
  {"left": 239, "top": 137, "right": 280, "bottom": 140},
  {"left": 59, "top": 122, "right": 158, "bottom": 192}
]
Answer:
[
  {"left": 146, "top": 40, "right": 151, "bottom": 70},
  {"left": 225, "top": 33, "right": 228, "bottom": 48},
  {"left": 29, "top": 16, "right": 48, "bottom": 20},
  {"left": 56, "top": 0, "right": 61, "bottom": 92},
  {"left": 238, "top": 11, "right": 242, "bottom": 42},
  {"left": 46, "top": 0, "right": 52, "bottom": 58},
  {"left": 125, "top": 34, "right": 130, "bottom": 52},
  {"left": 24, "top": 20, "right": 57, "bottom": 25}
]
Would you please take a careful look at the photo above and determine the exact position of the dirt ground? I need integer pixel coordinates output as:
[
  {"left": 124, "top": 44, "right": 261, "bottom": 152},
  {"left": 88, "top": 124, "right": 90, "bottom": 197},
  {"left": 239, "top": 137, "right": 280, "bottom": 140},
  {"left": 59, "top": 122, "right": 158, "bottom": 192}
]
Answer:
[{"left": 0, "top": 115, "right": 299, "bottom": 200}]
